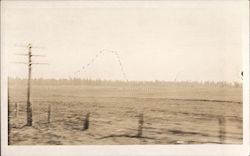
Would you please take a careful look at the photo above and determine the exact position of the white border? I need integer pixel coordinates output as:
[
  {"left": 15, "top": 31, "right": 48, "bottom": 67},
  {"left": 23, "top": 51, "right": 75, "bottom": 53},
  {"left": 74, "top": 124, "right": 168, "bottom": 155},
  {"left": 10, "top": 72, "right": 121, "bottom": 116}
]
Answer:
[{"left": 1, "top": 1, "right": 249, "bottom": 156}]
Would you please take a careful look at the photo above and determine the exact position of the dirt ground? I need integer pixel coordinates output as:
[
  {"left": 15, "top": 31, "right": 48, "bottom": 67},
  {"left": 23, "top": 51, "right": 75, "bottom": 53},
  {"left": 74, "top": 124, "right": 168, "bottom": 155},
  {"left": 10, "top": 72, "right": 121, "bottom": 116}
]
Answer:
[{"left": 8, "top": 81, "right": 242, "bottom": 145}]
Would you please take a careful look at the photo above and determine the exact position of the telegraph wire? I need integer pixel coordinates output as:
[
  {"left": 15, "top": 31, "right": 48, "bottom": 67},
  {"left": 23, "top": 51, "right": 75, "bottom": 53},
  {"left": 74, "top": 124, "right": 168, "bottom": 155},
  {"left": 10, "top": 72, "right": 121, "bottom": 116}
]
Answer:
[{"left": 73, "top": 49, "right": 128, "bottom": 82}]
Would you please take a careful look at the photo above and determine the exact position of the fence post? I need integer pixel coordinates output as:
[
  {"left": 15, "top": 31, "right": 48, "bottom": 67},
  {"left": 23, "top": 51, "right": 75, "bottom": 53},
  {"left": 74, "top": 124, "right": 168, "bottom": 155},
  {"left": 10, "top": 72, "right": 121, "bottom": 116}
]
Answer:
[
  {"left": 14, "top": 103, "right": 19, "bottom": 118},
  {"left": 48, "top": 103, "right": 51, "bottom": 126},
  {"left": 83, "top": 112, "right": 90, "bottom": 130},
  {"left": 137, "top": 113, "right": 144, "bottom": 138},
  {"left": 218, "top": 116, "right": 225, "bottom": 144}
]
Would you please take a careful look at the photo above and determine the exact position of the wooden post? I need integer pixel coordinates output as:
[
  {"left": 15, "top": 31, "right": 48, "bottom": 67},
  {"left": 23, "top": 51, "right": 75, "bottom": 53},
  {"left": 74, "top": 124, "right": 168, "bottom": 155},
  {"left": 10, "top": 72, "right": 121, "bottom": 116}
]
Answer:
[
  {"left": 48, "top": 103, "right": 51, "bottom": 125},
  {"left": 83, "top": 112, "right": 90, "bottom": 130},
  {"left": 26, "top": 44, "right": 33, "bottom": 126},
  {"left": 137, "top": 113, "right": 144, "bottom": 138},
  {"left": 14, "top": 103, "right": 18, "bottom": 118},
  {"left": 8, "top": 78, "right": 10, "bottom": 145},
  {"left": 14, "top": 43, "right": 47, "bottom": 126},
  {"left": 218, "top": 116, "right": 225, "bottom": 144}
]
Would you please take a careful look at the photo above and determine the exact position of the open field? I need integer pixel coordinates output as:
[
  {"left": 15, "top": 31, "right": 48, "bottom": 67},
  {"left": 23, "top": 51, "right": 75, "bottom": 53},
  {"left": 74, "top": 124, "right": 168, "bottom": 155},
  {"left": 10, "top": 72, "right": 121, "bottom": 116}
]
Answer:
[{"left": 8, "top": 80, "right": 242, "bottom": 145}]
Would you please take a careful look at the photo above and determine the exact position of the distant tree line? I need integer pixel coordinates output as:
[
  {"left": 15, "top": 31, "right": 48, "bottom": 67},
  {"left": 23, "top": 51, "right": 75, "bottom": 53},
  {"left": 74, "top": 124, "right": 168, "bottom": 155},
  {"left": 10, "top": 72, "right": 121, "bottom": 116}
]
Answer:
[{"left": 8, "top": 77, "right": 242, "bottom": 88}]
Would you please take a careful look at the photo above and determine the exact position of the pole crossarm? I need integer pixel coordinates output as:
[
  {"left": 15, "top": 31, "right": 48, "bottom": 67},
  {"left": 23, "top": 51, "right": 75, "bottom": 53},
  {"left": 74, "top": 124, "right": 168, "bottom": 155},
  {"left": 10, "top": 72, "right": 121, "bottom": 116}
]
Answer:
[
  {"left": 14, "top": 44, "right": 46, "bottom": 49},
  {"left": 13, "top": 62, "right": 48, "bottom": 65},
  {"left": 15, "top": 53, "right": 46, "bottom": 57}
]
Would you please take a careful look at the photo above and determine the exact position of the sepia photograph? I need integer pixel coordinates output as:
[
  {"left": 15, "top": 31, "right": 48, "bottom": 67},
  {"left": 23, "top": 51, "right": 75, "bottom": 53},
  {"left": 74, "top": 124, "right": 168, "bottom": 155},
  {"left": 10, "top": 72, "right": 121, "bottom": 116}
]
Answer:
[{"left": 1, "top": 0, "right": 249, "bottom": 156}]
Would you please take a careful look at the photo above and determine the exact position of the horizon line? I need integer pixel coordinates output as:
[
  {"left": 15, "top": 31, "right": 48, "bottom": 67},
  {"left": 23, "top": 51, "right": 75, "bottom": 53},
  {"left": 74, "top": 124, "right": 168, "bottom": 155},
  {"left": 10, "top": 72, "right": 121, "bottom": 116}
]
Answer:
[{"left": 8, "top": 76, "right": 243, "bottom": 84}]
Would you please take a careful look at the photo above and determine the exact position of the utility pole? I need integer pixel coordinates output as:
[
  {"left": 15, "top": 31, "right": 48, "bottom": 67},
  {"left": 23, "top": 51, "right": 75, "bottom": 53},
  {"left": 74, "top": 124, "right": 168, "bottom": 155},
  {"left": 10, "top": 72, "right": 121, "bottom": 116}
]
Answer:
[
  {"left": 27, "top": 44, "right": 32, "bottom": 126},
  {"left": 14, "top": 43, "right": 47, "bottom": 127}
]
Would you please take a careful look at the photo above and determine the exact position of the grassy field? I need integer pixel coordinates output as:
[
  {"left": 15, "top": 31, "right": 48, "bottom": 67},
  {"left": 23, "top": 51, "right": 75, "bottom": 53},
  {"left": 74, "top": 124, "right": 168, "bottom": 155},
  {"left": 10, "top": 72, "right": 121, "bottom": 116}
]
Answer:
[{"left": 8, "top": 79, "right": 242, "bottom": 145}]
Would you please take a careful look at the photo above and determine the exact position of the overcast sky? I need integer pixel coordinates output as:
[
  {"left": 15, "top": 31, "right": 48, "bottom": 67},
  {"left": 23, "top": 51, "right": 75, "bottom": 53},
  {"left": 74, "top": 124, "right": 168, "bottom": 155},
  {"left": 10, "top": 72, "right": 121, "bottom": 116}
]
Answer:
[{"left": 1, "top": 1, "right": 247, "bottom": 82}]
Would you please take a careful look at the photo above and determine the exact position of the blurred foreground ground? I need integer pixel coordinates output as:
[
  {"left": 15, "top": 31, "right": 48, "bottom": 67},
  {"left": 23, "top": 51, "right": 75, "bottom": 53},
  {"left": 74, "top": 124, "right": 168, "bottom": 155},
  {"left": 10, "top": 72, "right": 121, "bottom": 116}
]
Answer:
[{"left": 8, "top": 80, "right": 242, "bottom": 145}]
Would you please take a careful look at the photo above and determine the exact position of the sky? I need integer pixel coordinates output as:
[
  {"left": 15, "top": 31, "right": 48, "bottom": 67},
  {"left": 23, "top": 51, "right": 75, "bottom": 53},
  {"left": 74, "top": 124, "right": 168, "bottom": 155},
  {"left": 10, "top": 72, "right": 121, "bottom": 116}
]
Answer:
[{"left": 1, "top": 1, "right": 247, "bottom": 82}]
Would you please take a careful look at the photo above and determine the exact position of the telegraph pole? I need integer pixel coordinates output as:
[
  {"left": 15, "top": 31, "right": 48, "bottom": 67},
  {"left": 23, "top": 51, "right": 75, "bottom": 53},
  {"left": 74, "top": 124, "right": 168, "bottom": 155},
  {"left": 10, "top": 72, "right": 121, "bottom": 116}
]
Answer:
[
  {"left": 27, "top": 44, "right": 32, "bottom": 126},
  {"left": 14, "top": 43, "right": 47, "bottom": 127}
]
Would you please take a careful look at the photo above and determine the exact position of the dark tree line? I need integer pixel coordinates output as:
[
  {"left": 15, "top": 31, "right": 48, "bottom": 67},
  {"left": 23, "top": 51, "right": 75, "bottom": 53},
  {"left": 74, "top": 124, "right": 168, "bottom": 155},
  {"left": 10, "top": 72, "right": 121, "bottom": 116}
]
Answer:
[{"left": 9, "top": 77, "right": 242, "bottom": 88}]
